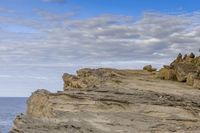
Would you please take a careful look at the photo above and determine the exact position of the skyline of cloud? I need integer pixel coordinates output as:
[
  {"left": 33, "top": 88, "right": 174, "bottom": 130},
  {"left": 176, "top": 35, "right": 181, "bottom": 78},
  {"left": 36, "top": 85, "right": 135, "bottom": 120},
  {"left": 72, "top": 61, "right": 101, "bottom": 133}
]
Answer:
[{"left": 1, "top": 10, "right": 200, "bottom": 67}]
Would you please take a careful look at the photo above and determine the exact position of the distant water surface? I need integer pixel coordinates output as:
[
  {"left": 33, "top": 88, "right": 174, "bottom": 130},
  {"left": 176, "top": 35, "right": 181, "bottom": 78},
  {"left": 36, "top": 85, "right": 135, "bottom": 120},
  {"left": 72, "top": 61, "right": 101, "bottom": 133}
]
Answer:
[{"left": 0, "top": 97, "right": 27, "bottom": 133}]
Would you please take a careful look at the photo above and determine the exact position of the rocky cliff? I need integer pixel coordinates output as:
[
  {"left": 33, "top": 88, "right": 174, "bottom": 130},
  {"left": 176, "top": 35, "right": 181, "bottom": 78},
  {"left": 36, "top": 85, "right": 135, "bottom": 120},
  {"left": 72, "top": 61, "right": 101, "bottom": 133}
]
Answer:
[{"left": 10, "top": 65, "right": 200, "bottom": 132}]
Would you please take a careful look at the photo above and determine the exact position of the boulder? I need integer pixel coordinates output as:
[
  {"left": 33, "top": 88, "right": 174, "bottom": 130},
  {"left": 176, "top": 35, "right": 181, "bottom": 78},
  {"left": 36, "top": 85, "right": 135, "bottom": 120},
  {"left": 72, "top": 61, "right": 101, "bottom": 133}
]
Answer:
[
  {"left": 184, "top": 56, "right": 196, "bottom": 64},
  {"left": 189, "top": 52, "right": 195, "bottom": 58},
  {"left": 155, "top": 53, "right": 200, "bottom": 88},
  {"left": 193, "top": 79, "right": 200, "bottom": 89},
  {"left": 170, "top": 53, "right": 183, "bottom": 68},
  {"left": 177, "top": 53, "right": 183, "bottom": 61},
  {"left": 158, "top": 68, "right": 176, "bottom": 80},
  {"left": 27, "top": 89, "right": 52, "bottom": 118},
  {"left": 186, "top": 73, "right": 198, "bottom": 86},
  {"left": 195, "top": 57, "right": 200, "bottom": 66},
  {"left": 143, "top": 65, "right": 157, "bottom": 72},
  {"left": 175, "top": 63, "right": 198, "bottom": 82},
  {"left": 183, "top": 54, "right": 187, "bottom": 60}
]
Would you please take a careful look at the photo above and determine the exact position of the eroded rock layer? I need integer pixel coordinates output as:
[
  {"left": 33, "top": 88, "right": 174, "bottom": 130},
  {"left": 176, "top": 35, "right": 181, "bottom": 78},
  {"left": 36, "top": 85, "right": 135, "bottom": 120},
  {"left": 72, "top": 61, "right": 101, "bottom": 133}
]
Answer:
[
  {"left": 62, "top": 68, "right": 126, "bottom": 90},
  {"left": 158, "top": 53, "right": 200, "bottom": 88},
  {"left": 10, "top": 69, "right": 200, "bottom": 133}
]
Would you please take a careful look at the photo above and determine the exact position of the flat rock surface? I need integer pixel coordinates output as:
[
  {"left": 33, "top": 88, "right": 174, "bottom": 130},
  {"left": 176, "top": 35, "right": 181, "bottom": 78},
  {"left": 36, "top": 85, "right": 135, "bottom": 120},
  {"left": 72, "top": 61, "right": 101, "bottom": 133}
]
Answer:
[{"left": 10, "top": 69, "right": 200, "bottom": 133}]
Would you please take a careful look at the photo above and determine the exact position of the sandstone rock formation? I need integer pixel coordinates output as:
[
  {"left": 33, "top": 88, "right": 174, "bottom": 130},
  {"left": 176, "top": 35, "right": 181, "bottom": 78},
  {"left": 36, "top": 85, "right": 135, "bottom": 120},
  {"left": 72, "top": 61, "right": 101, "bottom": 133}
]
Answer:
[
  {"left": 10, "top": 68, "right": 200, "bottom": 133},
  {"left": 193, "top": 79, "right": 200, "bottom": 88},
  {"left": 143, "top": 65, "right": 157, "bottom": 72},
  {"left": 158, "top": 68, "right": 176, "bottom": 80},
  {"left": 175, "top": 63, "right": 197, "bottom": 82},
  {"left": 63, "top": 68, "right": 125, "bottom": 90},
  {"left": 158, "top": 53, "right": 200, "bottom": 88}
]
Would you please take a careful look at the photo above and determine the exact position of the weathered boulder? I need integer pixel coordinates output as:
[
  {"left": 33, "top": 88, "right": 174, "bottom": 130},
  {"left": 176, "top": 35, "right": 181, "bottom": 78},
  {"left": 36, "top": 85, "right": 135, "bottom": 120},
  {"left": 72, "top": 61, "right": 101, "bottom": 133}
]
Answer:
[
  {"left": 143, "top": 65, "right": 157, "bottom": 72},
  {"left": 170, "top": 53, "right": 183, "bottom": 68},
  {"left": 184, "top": 56, "right": 196, "bottom": 64},
  {"left": 189, "top": 52, "right": 195, "bottom": 58},
  {"left": 27, "top": 89, "right": 52, "bottom": 118},
  {"left": 158, "top": 68, "right": 176, "bottom": 80},
  {"left": 186, "top": 73, "right": 198, "bottom": 86},
  {"left": 158, "top": 53, "right": 200, "bottom": 89},
  {"left": 183, "top": 54, "right": 187, "bottom": 60},
  {"left": 177, "top": 53, "right": 183, "bottom": 61},
  {"left": 193, "top": 79, "right": 200, "bottom": 89},
  {"left": 195, "top": 56, "right": 200, "bottom": 66},
  {"left": 175, "top": 63, "right": 197, "bottom": 82}
]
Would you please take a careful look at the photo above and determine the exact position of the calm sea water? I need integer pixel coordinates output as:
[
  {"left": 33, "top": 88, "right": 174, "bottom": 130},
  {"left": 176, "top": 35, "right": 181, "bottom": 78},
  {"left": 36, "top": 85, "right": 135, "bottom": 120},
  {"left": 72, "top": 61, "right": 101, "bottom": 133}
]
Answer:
[{"left": 0, "top": 98, "right": 27, "bottom": 133}]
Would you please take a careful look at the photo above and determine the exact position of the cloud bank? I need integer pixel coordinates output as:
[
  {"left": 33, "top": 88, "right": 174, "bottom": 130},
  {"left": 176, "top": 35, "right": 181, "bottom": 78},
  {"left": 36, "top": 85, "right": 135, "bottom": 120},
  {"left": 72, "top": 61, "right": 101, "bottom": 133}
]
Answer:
[
  {"left": 1, "top": 9, "right": 200, "bottom": 96},
  {"left": 0, "top": 11, "right": 200, "bottom": 69}
]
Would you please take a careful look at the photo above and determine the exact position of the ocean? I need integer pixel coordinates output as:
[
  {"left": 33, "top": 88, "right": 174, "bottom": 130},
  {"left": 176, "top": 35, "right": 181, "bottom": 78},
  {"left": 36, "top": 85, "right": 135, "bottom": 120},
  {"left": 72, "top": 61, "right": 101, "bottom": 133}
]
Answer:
[{"left": 0, "top": 98, "right": 27, "bottom": 133}]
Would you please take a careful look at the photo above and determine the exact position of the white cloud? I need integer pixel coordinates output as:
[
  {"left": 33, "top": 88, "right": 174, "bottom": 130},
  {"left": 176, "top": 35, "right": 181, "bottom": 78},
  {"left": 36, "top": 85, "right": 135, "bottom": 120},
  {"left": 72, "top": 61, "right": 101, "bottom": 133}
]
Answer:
[
  {"left": 0, "top": 11, "right": 200, "bottom": 68},
  {"left": 2, "top": 10, "right": 200, "bottom": 96}
]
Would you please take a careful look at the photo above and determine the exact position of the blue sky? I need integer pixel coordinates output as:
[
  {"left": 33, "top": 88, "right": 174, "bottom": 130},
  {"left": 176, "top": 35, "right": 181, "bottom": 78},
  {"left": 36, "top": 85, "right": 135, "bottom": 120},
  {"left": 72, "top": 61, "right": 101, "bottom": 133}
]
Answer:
[
  {"left": 0, "top": 0, "right": 200, "bottom": 97},
  {"left": 1, "top": 0, "right": 200, "bottom": 18}
]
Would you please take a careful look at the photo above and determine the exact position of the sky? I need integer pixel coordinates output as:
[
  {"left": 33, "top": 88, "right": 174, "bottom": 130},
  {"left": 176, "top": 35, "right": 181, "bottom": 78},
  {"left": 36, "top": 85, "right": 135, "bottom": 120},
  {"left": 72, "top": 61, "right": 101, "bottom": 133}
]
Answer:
[{"left": 0, "top": 0, "right": 200, "bottom": 97}]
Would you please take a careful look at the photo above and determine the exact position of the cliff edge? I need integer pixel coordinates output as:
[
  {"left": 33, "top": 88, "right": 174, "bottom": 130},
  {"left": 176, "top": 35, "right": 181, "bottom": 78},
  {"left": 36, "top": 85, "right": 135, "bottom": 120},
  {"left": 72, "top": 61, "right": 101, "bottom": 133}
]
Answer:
[{"left": 10, "top": 55, "right": 200, "bottom": 133}]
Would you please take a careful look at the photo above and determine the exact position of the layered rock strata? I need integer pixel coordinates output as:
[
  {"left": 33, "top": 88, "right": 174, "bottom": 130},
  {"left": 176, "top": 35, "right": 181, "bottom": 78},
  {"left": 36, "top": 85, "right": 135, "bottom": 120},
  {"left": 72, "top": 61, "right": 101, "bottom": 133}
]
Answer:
[{"left": 10, "top": 68, "right": 200, "bottom": 133}]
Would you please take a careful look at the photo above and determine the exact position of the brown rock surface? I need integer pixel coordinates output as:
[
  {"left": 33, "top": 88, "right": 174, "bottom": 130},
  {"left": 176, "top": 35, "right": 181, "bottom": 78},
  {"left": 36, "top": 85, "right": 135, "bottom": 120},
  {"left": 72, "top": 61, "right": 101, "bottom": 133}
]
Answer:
[
  {"left": 186, "top": 73, "right": 198, "bottom": 86},
  {"left": 143, "top": 65, "right": 157, "bottom": 72},
  {"left": 63, "top": 68, "right": 125, "bottom": 90},
  {"left": 10, "top": 68, "right": 200, "bottom": 133},
  {"left": 175, "top": 63, "right": 197, "bottom": 82},
  {"left": 158, "top": 68, "right": 176, "bottom": 80},
  {"left": 158, "top": 53, "right": 200, "bottom": 87},
  {"left": 193, "top": 79, "right": 200, "bottom": 89}
]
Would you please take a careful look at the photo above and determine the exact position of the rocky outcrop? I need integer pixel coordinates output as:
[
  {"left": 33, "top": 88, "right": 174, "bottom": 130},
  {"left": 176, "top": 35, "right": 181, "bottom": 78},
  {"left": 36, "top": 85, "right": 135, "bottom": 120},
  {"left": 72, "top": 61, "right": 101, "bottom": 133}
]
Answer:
[
  {"left": 143, "top": 65, "right": 157, "bottom": 72},
  {"left": 10, "top": 68, "right": 200, "bottom": 133},
  {"left": 186, "top": 73, "right": 198, "bottom": 86},
  {"left": 175, "top": 63, "right": 197, "bottom": 82},
  {"left": 63, "top": 68, "right": 125, "bottom": 90},
  {"left": 193, "top": 79, "right": 200, "bottom": 89},
  {"left": 158, "top": 53, "right": 200, "bottom": 88},
  {"left": 158, "top": 68, "right": 176, "bottom": 80}
]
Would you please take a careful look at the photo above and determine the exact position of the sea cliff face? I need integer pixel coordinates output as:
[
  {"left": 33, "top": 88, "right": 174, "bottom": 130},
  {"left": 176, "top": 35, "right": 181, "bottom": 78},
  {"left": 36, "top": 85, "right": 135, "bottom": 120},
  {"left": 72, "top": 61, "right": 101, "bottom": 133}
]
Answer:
[{"left": 10, "top": 61, "right": 200, "bottom": 133}]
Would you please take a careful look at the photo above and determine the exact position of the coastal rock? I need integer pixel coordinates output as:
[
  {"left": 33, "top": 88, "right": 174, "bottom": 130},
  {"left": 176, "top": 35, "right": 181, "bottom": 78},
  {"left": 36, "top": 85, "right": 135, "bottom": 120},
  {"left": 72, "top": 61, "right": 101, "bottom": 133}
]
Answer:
[
  {"left": 158, "top": 68, "right": 176, "bottom": 80},
  {"left": 63, "top": 68, "right": 125, "bottom": 90},
  {"left": 159, "top": 53, "right": 200, "bottom": 87},
  {"left": 175, "top": 63, "right": 197, "bottom": 82},
  {"left": 143, "top": 65, "right": 157, "bottom": 72},
  {"left": 186, "top": 73, "right": 198, "bottom": 86},
  {"left": 177, "top": 53, "right": 183, "bottom": 61},
  {"left": 62, "top": 73, "right": 88, "bottom": 89},
  {"left": 10, "top": 68, "right": 200, "bottom": 133},
  {"left": 27, "top": 89, "right": 53, "bottom": 118},
  {"left": 189, "top": 52, "right": 195, "bottom": 58},
  {"left": 195, "top": 56, "right": 200, "bottom": 66},
  {"left": 193, "top": 79, "right": 200, "bottom": 89}
]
